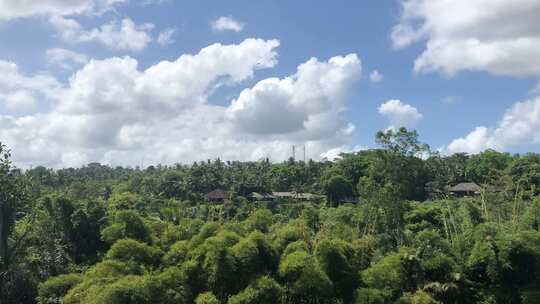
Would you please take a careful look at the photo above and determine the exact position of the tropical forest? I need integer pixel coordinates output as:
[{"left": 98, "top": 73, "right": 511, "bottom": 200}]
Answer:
[{"left": 2, "top": 128, "right": 540, "bottom": 304}]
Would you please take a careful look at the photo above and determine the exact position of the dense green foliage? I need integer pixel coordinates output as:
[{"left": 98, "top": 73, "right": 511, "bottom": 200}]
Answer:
[{"left": 2, "top": 128, "right": 540, "bottom": 303}]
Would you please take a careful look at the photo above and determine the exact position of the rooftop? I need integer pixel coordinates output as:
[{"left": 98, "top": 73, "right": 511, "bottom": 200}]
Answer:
[{"left": 449, "top": 182, "right": 482, "bottom": 193}]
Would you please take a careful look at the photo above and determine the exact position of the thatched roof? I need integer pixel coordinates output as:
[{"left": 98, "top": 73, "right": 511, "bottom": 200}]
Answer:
[
  {"left": 449, "top": 182, "right": 482, "bottom": 193},
  {"left": 206, "top": 189, "right": 228, "bottom": 200}
]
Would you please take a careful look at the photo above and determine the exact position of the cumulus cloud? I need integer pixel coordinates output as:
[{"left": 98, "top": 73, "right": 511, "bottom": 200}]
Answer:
[
  {"left": 46, "top": 48, "right": 88, "bottom": 70},
  {"left": 4, "top": 91, "right": 36, "bottom": 112},
  {"left": 369, "top": 70, "right": 383, "bottom": 83},
  {"left": 0, "top": 60, "right": 59, "bottom": 114},
  {"left": 50, "top": 16, "right": 154, "bottom": 51},
  {"left": 320, "top": 145, "right": 367, "bottom": 161},
  {"left": 392, "top": 0, "right": 540, "bottom": 77},
  {"left": 0, "top": 0, "right": 126, "bottom": 20},
  {"left": 445, "top": 97, "right": 540, "bottom": 154},
  {"left": 157, "top": 27, "right": 176, "bottom": 46},
  {"left": 227, "top": 54, "right": 361, "bottom": 136},
  {"left": 0, "top": 39, "right": 362, "bottom": 168},
  {"left": 533, "top": 81, "right": 540, "bottom": 94},
  {"left": 445, "top": 127, "right": 492, "bottom": 155},
  {"left": 211, "top": 16, "right": 245, "bottom": 32},
  {"left": 378, "top": 99, "right": 423, "bottom": 128}
]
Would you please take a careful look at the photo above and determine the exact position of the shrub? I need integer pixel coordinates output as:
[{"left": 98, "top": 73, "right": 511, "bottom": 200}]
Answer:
[
  {"left": 106, "top": 239, "right": 162, "bottom": 266},
  {"left": 37, "top": 273, "right": 82, "bottom": 304}
]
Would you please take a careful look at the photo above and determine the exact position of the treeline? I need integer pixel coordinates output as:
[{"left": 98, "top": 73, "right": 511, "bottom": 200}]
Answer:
[
  {"left": 1, "top": 128, "right": 540, "bottom": 303},
  {"left": 21, "top": 129, "right": 540, "bottom": 204}
]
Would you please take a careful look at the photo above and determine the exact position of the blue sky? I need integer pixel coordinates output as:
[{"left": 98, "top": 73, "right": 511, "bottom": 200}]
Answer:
[{"left": 0, "top": 0, "right": 539, "bottom": 167}]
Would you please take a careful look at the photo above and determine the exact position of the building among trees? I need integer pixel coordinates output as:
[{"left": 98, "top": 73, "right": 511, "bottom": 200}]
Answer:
[
  {"left": 448, "top": 182, "right": 482, "bottom": 197},
  {"left": 248, "top": 192, "right": 275, "bottom": 201},
  {"left": 272, "top": 191, "right": 324, "bottom": 201},
  {"left": 206, "top": 189, "right": 228, "bottom": 202}
]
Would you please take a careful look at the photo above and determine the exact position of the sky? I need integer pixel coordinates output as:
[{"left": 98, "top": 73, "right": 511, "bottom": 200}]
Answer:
[{"left": 0, "top": 0, "right": 539, "bottom": 168}]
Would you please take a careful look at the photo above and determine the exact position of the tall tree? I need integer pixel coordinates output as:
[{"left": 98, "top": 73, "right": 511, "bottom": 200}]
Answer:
[
  {"left": 465, "top": 150, "right": 513, "bottom": 184},
  {"left": 323, "top": 175, "right": 354, "bottom": 207},
  {"left": 372, "top": 128, "right": 431, "bottom": 201},
  {"left": 0, "top": 143, "right": 28, "bottom": 269},
  {"left": 375, "top": 127, "right": 430, "bottom": 157},
  {"left": 0, "top": 143, "right": 31, "bottom": 302}
]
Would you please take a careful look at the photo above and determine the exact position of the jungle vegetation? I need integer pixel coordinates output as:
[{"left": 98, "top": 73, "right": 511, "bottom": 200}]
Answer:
[{"left": 2, "top": 128, "right": 540, "bottom": 304}]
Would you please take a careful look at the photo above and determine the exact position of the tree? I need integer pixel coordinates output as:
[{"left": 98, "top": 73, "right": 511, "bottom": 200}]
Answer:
[
  {"left": 360, "top": 248, "right": 422, "bottom": 301},
  {"left": 37, "top": 273, "right": 82, "bottom": 304},
  {"left": 376, "top": 127, "right": 430, "bottom": 157},
  {"left": 90, "top": 275, "right": 158, "bottom": 304},
  {"left": 108, "top": 192, "right": 144, "bottom": 214},
  {"left": 105, "top": 239, "right": 162, "bottom": 267},
  {"left": 101, "top": 210, "right": 152, "bottom": 245},
  {"left": 228, "top": 276, "right": 284, "bottom": 304},
  {"left": 243, "top": 209, "right": 273, "bottom": 233},
  {"left": 24, "top": 196, "right": 74, "bottom": 279},
  {"left": 6, "top": 130, "right": 540, "bottom": 303},
  {"left": 465, "top": 150, "right": 512, "bottom": 184},
  {"left": 371, "top": 128, "right": 431, "bottom": 200},
  {"left": 354, "top": 288, "right": 386, "bottom": 304},
  {"left": 359, "top": 182, "right": 408, "bottom": 247},
  {"left": 507, "top": 153, "right": 540, "bottom": 197},
  {"left": 190, "top": 236, "right": 238, "bottom": 301},
  {"left": 0, "top": 144, "right": 25, "bottom": 268},
  {"left": 158, "top": 171, "right": 185, "bottom": 199},
  {"left": 332, "top": 152, "right": 370, "bottom": 188},
  {"left": 62, "top": 260, "right": 145, "bottom": 304},
  {"left": 396, "top": 290, "right": 440, "bottom": 304},
  {"left": 278, "top": 250, "right": 333, "bottom": 303},
  {"left": 163, "top": 240, "right": 190, "bottom": 266},
  {"left": 195, "top": 292, "right": 220, "bottom": 304},
  {"left": 323, "top": 175, "right": 354, "bottom": 207},
  {"left": 70, "top": 200, "right": 107, "bottom": 263},
  {"left": 522, "top": 197, "right": 540, "bottom": 231},
  {"left": 231, "top": 232, "right": 278, "bottom": 287},
  {"left": 315, "top": 239, "right": 357, "bottom": 302},
  {"left": 0, "top": 143, "right": 32, "bottom": 303}
]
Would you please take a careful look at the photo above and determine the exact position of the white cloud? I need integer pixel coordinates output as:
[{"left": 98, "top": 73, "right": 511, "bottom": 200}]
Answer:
[
  {"left": 211, "top": 16, "right": 245, "bottom": 32},
  {"left": 392, "top": 0, "right": 540, "bottom": 77},
  {"left": 445, "top": 127, "right": 491, "bottom": 155},
  {"left": 50, "top": 16, "right": 154, "bottom": 51},
  {"left": 0, "top": 0, "right": 126, "bottom": 20},
  {"left": 227, "top": 54, "right": 361, "bottom": 136},
  {"left": 378, "top": 99, "right": 423, "bottom": 128},
  {"left": 533, "top": 81, "right": 540, "bottom": 94},
  {"left": 445, "top": 97, "right": 540, "bottom": 154},
  {"left": 157, "top": 27, "right": 176, "bottom": 46},
  {"left": 320, "top": 145, "right": 367, "bottom": 161},
  {"left": 46, "top": 48, "right": 88, "bottom": 70},
  {"left": 0, "top": 39, "right": 362, "bottom": 168},
  {"left": 2, "top": 39, "right": 280, "bottom": 166},
  {"left": 369, "top": 70, "right": 383, "bottom": 83},
  {"left": 4, "top": 90, "right": 36, "bottom": 112},
  {"left": 141, "top": 0, "right": 171, "bottom": 6},
  {"left": 0, "top": 60, "right": 59, "bottom": 114}
]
